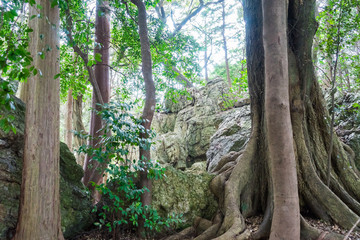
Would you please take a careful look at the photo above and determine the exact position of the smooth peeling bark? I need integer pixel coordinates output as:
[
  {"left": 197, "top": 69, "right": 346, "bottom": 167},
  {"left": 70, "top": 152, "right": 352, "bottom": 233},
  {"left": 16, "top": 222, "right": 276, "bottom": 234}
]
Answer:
[
  {"left": 83, "top": 0, "right": 110, "bottom": 192},
  {"left": 12, "top": 1, "right": 64, "bottom": 239},
  {"left": 130, "top": 0, "right": 156, "bottom": 234},
  {"left": 262, "top": 0, "right": 300, "bottom": 239}
]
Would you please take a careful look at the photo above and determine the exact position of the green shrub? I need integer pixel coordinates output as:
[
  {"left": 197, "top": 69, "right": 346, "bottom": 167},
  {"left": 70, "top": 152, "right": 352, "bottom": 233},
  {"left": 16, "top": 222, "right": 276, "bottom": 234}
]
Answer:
[{"left": 76, "top": 101, "right": 183, "bottom": 237}]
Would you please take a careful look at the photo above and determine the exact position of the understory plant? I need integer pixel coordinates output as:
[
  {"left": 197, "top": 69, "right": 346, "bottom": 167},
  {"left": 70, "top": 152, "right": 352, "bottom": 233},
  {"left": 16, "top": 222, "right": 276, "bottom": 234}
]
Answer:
[{"left": 76, "top": 101, "right": 182, "bottom": 237}]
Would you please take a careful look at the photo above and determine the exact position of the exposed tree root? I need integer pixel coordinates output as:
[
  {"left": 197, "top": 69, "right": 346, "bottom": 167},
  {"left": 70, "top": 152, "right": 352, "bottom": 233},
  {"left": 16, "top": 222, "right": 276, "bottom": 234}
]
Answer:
[
  {"left": 164, "top": 226, "right": 195, "bottom": 240},
  {"left": 300, "top": 217, "right": 343, "bottom": 240},
  {"left": 165, "top": 0, "right": 360, "bottom": 238}
]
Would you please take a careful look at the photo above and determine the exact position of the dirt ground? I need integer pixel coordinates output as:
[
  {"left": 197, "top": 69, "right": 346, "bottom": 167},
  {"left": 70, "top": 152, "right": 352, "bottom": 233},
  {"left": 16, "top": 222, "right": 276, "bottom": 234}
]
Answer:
[{"left": 69, "top": 215, "right": 360, "bottom": 240}]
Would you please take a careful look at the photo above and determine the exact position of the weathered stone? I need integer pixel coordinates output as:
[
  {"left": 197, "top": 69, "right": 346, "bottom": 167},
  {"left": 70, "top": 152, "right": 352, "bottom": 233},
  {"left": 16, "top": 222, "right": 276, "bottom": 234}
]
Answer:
[
  {"left": 153, "top": 79, "right": 234, "bottom": 168},
  {"left": 0, "top": 98, "right": 93, "bottom": 239},
  {"left": 207, "top": 106, "right": 251, "bottom": 173},
  {"left": 152, "top": 166, "right": 217, "bottom": 224},
  {"left": 154, "top": 133, "right": 188, "bottom": 169},
  {"left": 164, "top": 89, "right": 195, "bottom": 113},
  {"left": 152, "top": 113, "right": 177, "bottom": 134}
]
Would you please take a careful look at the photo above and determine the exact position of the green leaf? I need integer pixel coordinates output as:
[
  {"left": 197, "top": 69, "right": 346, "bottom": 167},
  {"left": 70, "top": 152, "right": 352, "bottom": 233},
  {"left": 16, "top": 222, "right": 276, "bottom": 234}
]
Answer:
[
  {"left": 51, "top": 0, "right": 58, "bottom": 8},
  {"left": 54, "top": 73, "right": 61, "bottom": 79},
  {"left": 95, "top": 53, "right": 102, "bottom": 63}
]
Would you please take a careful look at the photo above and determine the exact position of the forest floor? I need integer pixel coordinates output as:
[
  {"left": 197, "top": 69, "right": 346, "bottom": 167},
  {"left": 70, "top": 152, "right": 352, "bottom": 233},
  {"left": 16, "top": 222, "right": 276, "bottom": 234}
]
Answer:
[{"left": 70, "top": 216, "right": 360, "bottom": 240}]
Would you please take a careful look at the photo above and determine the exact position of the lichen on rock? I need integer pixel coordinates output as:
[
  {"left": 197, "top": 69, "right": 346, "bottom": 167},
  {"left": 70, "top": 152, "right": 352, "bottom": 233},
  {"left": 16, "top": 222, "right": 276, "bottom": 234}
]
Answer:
[{"left": 152, "top": 165, "right": 217, "bottom": 225}]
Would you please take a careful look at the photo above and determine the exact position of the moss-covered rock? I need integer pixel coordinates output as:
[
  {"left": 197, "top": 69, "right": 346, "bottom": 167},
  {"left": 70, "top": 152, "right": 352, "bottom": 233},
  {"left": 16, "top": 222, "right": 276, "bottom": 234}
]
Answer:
[
  {"left": 0, "top": 98, "right": 93, "bottom": 239},
  {"left": 152, "top": 165, "right": 217, "bottom": 225},
  {"left": 59, "top": 142, "right": 94, "bottom": 238}
]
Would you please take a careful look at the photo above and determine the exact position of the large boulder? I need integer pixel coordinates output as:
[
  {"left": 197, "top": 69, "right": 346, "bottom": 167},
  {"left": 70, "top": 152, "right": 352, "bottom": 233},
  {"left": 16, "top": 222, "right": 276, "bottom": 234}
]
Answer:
[
  {"left": 153, "top": 79, "right": 237, "bottom": 168},
  {"left": 0, "top": 98, "right": 93, "bottom": 239},
  {"left": 206, "top": 105, "right": 251, "bottom": 173},
  {"left": 152, "top": 164, "right": 217, "bottom": 224}
]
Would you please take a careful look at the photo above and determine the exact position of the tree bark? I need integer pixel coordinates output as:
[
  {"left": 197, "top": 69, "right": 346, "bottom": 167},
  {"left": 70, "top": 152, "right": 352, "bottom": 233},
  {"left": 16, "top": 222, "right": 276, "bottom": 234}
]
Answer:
[
  {"left": 130, "top": 0, "right": 156, "bottom": 235},
  {"left": 12, "top": 1, "right": 64, "bottom": 239},
  {"left": 82, "top": 0, "right": 111, "bottom": 193},
  {"left": 262, "top": 0, "right": 300, "bottom": 239},
  {"left": 73, "top": 94, "right": 87, "bottom": 166},
  {"left": 65, "top": 88, "right": 73, "bottom": 151},
  {"left": 190, "top": 0, "right": 360, "bottom": 239}
]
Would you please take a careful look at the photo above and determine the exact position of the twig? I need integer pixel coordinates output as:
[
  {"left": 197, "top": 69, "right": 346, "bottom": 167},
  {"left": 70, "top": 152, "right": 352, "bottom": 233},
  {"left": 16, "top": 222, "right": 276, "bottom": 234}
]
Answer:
[{"left": 343, "top": 218, "right": 360, "bottom": 240}]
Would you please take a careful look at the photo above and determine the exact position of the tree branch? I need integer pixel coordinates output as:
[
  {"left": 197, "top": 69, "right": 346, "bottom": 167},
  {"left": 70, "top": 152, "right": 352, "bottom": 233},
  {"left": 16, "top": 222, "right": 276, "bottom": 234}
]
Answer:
[
  {"left": 170, "top": 0, "right": 224, "bottom": 37},
  {"left": 63, "top": 0, "right": 105, "bottom": 106}
]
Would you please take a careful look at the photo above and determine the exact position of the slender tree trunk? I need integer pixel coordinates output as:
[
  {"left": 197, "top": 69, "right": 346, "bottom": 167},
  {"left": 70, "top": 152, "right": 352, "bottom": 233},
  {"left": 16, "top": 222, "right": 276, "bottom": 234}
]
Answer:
[
  {"left": 204, "top": 17, "right": 209, "bottom": 82},
  {"left": 82, "top": 0, "right": 110, "bottom": 193},
  {"left": 221, "top": 0, "right": 231, "bottom": 88},
  {"left": 73, "top": 94, "right": 87, "bottom": 166},
  {"left": 130, "top": 0, "right": 156, "bottom": 235},
  {"left": 262, "top": 0, "right": 300, "bottom": 239},
  {"left": 13, "top": 1, "right": 64, "bottom": 239},
  {"left": 66, "top": 89, "right": 73, "bottom": 151}
]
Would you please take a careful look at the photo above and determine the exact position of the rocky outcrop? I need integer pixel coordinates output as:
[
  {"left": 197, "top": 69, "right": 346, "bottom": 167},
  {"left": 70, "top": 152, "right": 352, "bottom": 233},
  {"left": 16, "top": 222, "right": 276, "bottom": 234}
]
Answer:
[
  {"left": 152, "top": 163, "right": 217, "bottom": 224},
  {"left": 206, "top": 106, "right": 251, "bottom": 173},
  {"left": 153, "top": 79, "right": 249, "bottom": 169},
  {"left": 0, "top": 98, "right": 93, "bottom": 239}
]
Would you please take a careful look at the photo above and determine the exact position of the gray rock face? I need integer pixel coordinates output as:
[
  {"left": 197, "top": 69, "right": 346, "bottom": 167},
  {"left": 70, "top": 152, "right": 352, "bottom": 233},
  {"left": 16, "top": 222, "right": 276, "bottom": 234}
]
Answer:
[
  {"left": 153, "top": 79, "right": 238, "bottom": 168},
  {"left": 152, "top": 165, "right": 217, "bottom": 224},
  {"left": 153, "top": 78, "right": 252, "bottom": 173},
  {"left": 206, "top": 106, "right": 251, "bottom": 173},
  {"left": 0, "top": 98, "right": 93, "bottom": 239}
]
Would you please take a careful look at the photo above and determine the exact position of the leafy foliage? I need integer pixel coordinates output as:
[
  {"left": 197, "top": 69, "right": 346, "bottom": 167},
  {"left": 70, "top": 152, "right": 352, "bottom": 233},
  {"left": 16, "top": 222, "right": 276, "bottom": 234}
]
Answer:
[
  {"left": 315, "top": 0, "right": 360, "bottom": 91},
  {"left": 0, "top": 0, "right": 34, "bottom": 133},
  {"left": 76, "top": 101, "right": 183, "bottom": 236},
  {"left": 59, "top": 45, "right": 90, "bottom": 101}
]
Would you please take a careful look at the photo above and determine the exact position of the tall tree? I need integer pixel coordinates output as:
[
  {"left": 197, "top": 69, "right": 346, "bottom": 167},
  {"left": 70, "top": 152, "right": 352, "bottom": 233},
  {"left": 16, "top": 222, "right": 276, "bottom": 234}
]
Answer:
[
  {"left": 12, "top": 1, "right": 64, "bottom": 239},
  {"left": 221, "top": 0, "right": 231, "bottom": 87},
  {"left": 82, "top": 0, "right": 111, "bottom": 193},
  {"left": 130, "top": 0, "right": 156, "bottom": 233},
  {"left": 191, "top": 0, "right": 360, "bottom": 239},
  {"left": 262, "top": 0, "right": 300, "bottom": 239}
]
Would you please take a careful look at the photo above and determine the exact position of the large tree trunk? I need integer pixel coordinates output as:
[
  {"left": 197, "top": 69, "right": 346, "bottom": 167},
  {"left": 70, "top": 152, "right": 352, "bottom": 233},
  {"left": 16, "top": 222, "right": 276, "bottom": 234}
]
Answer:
[
  {"left": 262, "top": 1, "right": 300, "bottom": 239},
  {"left": 190, "top": 0, "right": 360, "bottom": 239},
  {"left": 12, "top": 1, "right": 64, "bottom": 239},
  {"left": 82, "top": 0, "right": 110, "bottom": 193},
  {"left": 130, "top": 0, "right": 156, "bottom": 235}
]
